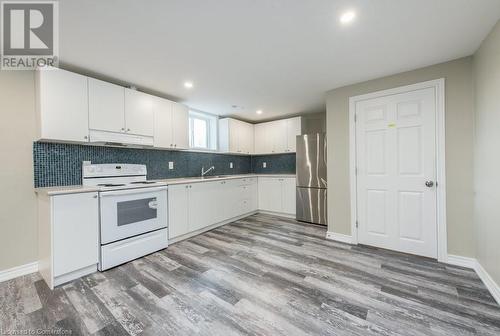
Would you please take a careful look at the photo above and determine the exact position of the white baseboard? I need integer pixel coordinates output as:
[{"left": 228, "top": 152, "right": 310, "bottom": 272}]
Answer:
[
  {"left": 0, "top": 262, "right": 38, "bottom": 283},
  {"left": 446, "top": 254, "right": 500, "bottom": 305},
  {"left": 326, "top": 231, "right": 353, "bottom": 244},
  {"left": 474, "top": 260, "right": 500, "bottom": 305},
  {"left": 446, "top": 254, "right": 476, "bottom": 269}
]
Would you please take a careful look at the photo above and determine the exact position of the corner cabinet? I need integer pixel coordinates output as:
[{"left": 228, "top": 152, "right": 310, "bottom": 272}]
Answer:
[
  {"left": 254, "top": 117, "right": 301, "bottom": 154},
  {"left": 219, "top": 118, "right": 255, "bottom": 154},
  {"left": 37, "top": 192, "right": 99, "bottom": 289},
  {"left": 36, "top": 67, "right": 90, "bottom": 143},
  {"left": 258, "top": 177, "right": 296, "bottom": 215}
]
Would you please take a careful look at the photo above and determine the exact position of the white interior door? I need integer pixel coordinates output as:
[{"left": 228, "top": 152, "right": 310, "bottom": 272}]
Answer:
[{"left": 355, "top": 87, "right": 437, "bottom": 258}]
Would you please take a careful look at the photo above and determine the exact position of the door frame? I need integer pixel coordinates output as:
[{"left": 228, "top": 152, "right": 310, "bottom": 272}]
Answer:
[{"left": 348, "top": 79, "right": 447, "bottom": 262}]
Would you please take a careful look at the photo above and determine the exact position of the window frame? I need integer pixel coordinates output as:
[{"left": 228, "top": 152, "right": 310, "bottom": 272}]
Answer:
[{"left": 188, "top": 110, "right": 218, "bottom": 151}]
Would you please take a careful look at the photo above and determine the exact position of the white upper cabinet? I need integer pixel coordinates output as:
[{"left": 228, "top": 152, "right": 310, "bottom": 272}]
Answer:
[
  {"left": 285, "top": 117, "right": 302, "bottom": 152},
  {"left": 271, "top": 119, "right": 288, "bottom": 153},
  {"left": 171, "top": 103, "right": 189, "bottom": 149},
  {"left": 254, "top": 122, "right": 272, "bottom": 154},
  {"left": 219, "top": 118, "right": 255, "bottom": 154},
  {"left": 36, "top": 67, "right": 90, "bottom": 142},
  {"left": 125, "top": 89, "right": 154, "bottom": 136},
  {"left": 153, "top": 99, "right": 189, "bottom": 149},
  {"left": 153, "top": 97, "right": 173, "bottom": 148},
  {"left": 88, "top": 78, "right": 125, "bottom": 133},
  {"left": 254, "top": 117, "right": 301, "bottom": 154}
]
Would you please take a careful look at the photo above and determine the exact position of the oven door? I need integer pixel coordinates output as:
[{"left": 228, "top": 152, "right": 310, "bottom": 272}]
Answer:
[{"left": 100, "top": 186, "right": 167, "bottom": 245}]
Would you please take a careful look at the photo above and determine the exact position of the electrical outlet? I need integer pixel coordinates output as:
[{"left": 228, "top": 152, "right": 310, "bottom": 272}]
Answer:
[
  {"left": 168, "top": 161, "right": 174, "bottom": 170},
  {"left": 263, "top": 162, "right": 267, "bottom": 168},
  {"left": 229, "top": 162, "right": 233, "bottom": 169}
]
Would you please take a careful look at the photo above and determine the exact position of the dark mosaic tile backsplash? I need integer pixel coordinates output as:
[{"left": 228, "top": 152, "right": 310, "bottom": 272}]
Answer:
[{"left": 33, "top": 142, "right": 296, "bottom": 187}]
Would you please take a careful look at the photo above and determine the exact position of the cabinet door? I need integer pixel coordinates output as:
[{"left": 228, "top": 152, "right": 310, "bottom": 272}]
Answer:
[
  {"left": 258, "top": 177, "right": 282, "bottom": 212},
  {"left": 36, "top": 67, "right": 89, "bottom": 142},
  {"left": 88, "top": 78, "right": 125, "bottom": 133},
  {"left": 125, "top": 89, "right": 154, "bottom": 136},
  {"left": 172, "top": 103, "right": 189, "bottom": 149},
  {"left": 229, "top": 119, "right": 240, "bottom": 153},
  {"left": 52, "top": 193, "right": 99, "bottom": 277},
  {"left": 153, "top": 98, "right": 173, "bottom": 148},
  {"left": 271, "top": 120, "right": 288, "bottom": 153},
  {"left": 254, "top": 123, "right": 273, "bottom": 154},
  {"left": 281, "top": 178, "right": 297, "bottom": 215},
  {"left": 240, "top": 122, "right": 254, "bottom": 154},
  {"left": 168, "top": 184, "right": 189, "bottom": 239},
  {"left": 286, "top": 117, "right": 302, "bottom": 152},
  {"left": 188, "top": 182, "right": 217, "bottom": 231}
]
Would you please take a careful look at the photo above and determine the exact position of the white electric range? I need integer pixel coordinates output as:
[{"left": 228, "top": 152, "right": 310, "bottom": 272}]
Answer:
[{"left": 82, "top": 164, "right": 168, "bottom": 271}]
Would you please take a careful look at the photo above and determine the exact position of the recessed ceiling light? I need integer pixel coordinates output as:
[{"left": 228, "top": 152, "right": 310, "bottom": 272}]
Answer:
[
  {"left": 256, "top": 110, "right": 263, "bottom": 115},
  {"left": 184, "top": 81, "right": 193, "bottom": 89},
  {"left": 340, "top": 10, "right": 356, "bottom": 24}
]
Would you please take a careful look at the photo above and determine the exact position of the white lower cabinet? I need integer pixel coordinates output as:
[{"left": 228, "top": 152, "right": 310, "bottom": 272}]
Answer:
[
  {"left": 167, "top": 184, "right": 190, "bottom": 239},
  {"left": 37, "top": 192, "right": 99, "bottom": 289},
  {"left": 258, "top": 177, "right": 296, "bottom": 215},
  {"left": 167, "top": 178, "right": 258, "bottom": 241}
]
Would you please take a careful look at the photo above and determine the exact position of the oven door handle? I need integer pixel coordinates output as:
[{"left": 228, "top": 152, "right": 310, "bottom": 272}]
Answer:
[
  {"left": 148, "top": 200, "right": 158, "bottom": 209},
  {"left": 99, "top": 186, "right": 167, "bottom": 197}
]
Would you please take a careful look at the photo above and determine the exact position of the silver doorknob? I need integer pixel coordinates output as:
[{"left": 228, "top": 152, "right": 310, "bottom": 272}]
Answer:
[{"left": 425, "top": 181, "right": 434, "bottom": 188}]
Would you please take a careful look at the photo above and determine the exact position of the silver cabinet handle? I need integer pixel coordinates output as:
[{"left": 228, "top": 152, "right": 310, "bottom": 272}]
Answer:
[
  {"left": 148, "top": 200, "right": 158, "bottom": 209},
  {"left": 121, "top": 128, "right": 125, "bottom": 132},
  {"left": 127, "top": 128, "right": 131, "bottom": 132},
  {"left": 425, "top": 181, "right": 435, "bottom": 188}
]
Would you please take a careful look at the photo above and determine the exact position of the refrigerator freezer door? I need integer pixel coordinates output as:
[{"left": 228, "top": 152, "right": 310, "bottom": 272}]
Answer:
[
  {"left": 296, "top": 133, "right": 327, "bottom": 188},
  {"left": 296, "top": 187, "right": 327, "bottom": 225}
]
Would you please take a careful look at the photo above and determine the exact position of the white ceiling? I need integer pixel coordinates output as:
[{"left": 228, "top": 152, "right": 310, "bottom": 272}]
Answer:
[{"left": 59, "top": 0, "right": 500, "bottom": 121}]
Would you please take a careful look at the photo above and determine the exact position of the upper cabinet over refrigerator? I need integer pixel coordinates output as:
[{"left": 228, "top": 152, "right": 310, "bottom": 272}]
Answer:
[{"left": 254, "top": 117, "right": 301, "bottom": 154}]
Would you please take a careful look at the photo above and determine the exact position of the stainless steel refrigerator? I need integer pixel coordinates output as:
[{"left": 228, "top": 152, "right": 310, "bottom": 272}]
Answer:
[{"left": 296, "top": 133, "right": 327, "bottom": 226}]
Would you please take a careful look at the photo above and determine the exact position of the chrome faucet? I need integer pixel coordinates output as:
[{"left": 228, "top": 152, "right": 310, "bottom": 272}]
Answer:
[{"left": 201, "top": 166, "right": 215, "bottom": 177}]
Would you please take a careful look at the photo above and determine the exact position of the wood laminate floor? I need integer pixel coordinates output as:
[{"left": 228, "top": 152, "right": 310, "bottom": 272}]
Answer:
[{"left": 1, "top": 214, "right": 500, "bottom": 335}]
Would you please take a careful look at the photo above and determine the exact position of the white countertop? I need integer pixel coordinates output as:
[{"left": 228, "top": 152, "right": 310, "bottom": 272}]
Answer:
[{"left": 35, "top": 174, "right": 296, "bottom": 196}]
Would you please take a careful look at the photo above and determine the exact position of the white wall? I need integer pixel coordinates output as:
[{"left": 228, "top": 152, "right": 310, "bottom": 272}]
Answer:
[
  {"left": 473, "top": 20, "right": 500, "bottom": 285},
  {"left": 0, "top": 70, "right": 38, "bottom": 271},
  {"left": 326, "top": 57, "right": 476, "bottom": 257}
]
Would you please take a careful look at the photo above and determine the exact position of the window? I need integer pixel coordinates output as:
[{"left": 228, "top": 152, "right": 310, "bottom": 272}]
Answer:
[{"left": 189, "top": 110, "right": 217, "bottom": 150}]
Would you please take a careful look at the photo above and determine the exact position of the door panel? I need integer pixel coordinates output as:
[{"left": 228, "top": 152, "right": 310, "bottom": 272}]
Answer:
[
  {"left": 188, "top": 182, "right": 217, "bottom": 231},
  {"left": 282, "top": 178, "right": 296, "bottom": 215},
  {"left": 88, "top": 78, "right": 125, "bottom": 132},
  {"left": 398, "top": 191, "right": 424, "bottom": 241},
  {"left": 286, "top": 117, "right": 301, "bottom": 152},
  {"left": 168, "top": 184, "right": 189, "bottom": 239},
  {"left": 356, "top": 87, "right": 437, "bottom": 258},
  {"left": 258, "top": 178, "right": 282, "bottom": 212},
  {"left": 53, "top": 193, "right": 99, "bottom": 277},
  {"left": 172, "top": 103, "right": 189, "bottom": 149},
  {"left": 37, "top": 67, "right": 90, "bottom": 142},
  {"left": 296, "top": 133, "right": 327, "bottom": 188},
  {"left": 296, "top": 187, "right": 327, "bottom": 225},
  {"left": 153, "top": 97, "right": 173, "bottom": 149},
  {"left": 125, "top": 89, "right": 154, "bottom": 136}
]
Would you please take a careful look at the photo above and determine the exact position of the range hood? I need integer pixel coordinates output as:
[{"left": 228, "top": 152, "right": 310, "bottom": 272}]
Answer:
[{"left": 89, "top": 129, "right": 154, "bottom": 147}]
